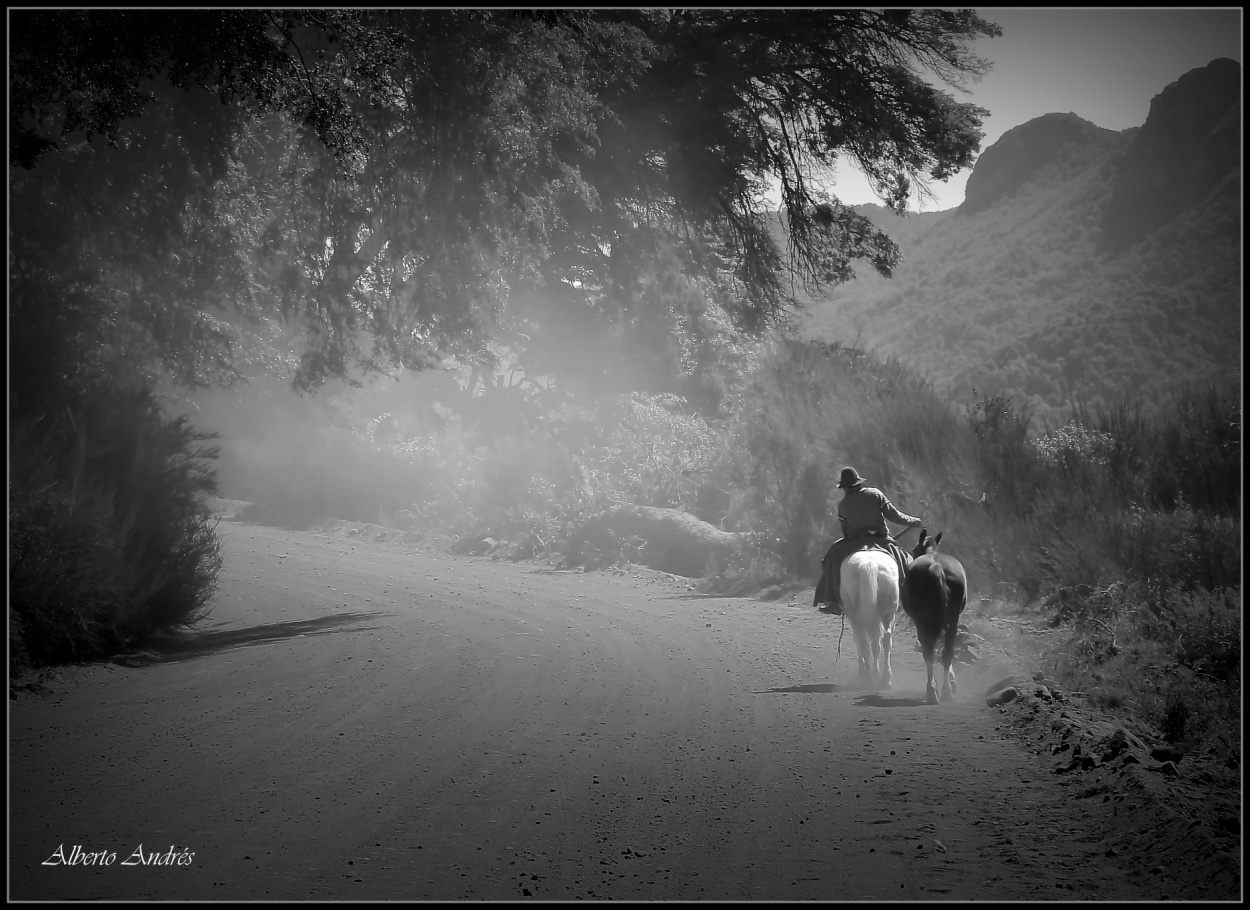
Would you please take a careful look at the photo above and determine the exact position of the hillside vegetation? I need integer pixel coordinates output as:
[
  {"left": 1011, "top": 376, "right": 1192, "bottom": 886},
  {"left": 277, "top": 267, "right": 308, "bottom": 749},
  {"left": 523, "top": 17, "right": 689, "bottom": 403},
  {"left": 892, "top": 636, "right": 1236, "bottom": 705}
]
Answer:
[{"left": 800, "top": 59, "right": 1241, "bottom": 425}]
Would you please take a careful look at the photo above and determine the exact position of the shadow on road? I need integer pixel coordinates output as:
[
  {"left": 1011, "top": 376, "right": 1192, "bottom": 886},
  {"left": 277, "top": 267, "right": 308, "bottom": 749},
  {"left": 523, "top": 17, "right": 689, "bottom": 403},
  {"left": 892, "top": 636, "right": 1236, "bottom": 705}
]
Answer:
[
  {"left": 111, "top": 611, "right": 391, "bottom": 666},
  {"left": 854, "top": 693, "right": 930, "bottom": 708},
  {"left": 755, "top": 683, "right": 844, "bottom": 694}
]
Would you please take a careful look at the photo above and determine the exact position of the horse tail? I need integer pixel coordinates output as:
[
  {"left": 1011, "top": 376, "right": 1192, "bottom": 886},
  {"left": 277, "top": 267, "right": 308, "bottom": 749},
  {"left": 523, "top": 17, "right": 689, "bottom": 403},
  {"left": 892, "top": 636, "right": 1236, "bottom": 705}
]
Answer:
[
  {"left": 846, "top": 552, "right": 898, "bottom": 632},
  {"left": 880, "top": 557, "right": 900, "bottom": 615},
  {"left": 841, "top": 555, "right": 876, "bottom": 621},
  {"left": 840, "top": 558, "right": 861, "bottom": 613},
  {"left": 862, "top": 564, "right": 887, "bottom": 636}
]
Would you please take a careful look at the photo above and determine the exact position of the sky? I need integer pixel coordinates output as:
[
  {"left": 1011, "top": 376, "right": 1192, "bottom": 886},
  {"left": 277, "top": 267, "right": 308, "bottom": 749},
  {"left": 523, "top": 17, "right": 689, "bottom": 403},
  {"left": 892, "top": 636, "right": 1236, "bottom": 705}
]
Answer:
[{"left": 822, "top": 7, "right": 1244, "bottom": 213}]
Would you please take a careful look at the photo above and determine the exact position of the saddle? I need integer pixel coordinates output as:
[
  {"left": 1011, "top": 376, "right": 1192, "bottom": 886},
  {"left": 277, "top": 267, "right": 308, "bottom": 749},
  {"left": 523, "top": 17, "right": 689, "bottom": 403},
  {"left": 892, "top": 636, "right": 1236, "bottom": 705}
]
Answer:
[
  {"left": 844, "top": 534, "right": 912, "bottom": 586},
  {"left": 815, "top": 534, "right": 912, "bottom": 612}
]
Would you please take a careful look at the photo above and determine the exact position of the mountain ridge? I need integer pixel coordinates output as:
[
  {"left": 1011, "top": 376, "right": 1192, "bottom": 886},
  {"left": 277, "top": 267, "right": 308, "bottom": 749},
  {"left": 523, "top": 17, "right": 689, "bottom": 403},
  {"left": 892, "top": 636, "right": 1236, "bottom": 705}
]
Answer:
[{"left": 798, "top": 57, "right": 1241, "bottom": 424}]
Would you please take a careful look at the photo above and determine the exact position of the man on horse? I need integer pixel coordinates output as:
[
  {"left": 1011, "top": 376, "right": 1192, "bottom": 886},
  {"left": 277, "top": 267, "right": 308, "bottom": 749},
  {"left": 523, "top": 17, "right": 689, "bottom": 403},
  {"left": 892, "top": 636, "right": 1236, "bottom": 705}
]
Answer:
[{"left": 816, "top": 466, "right": 921, "bottom": 615}]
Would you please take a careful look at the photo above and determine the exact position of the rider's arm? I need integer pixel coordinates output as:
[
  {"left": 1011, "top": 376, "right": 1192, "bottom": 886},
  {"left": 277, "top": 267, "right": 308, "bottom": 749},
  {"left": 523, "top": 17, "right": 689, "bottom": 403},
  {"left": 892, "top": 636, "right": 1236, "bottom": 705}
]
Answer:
[{"left": 881, "top": 497, "right": 921, "bottom": 528}]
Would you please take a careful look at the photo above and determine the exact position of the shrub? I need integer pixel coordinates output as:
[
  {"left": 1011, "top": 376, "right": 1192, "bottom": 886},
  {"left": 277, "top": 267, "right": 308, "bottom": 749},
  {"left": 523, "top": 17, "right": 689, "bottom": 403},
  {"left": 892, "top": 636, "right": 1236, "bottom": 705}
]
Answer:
[
  {"left": 572, "top": 393, "right": 727, "bottom": 516},
  {"left": 716, "top": 338, "right": 969, "bottom": 579},
  {"left": 1041, "top": 581, "right": 1240, "bottom": 752},
  {"left": 964, "top": 384, "right": 1242, "bottom": 599},
  {"left": 1163, "top": 585, "right": 1240, "bottom": 687},
  {"left": 391, "top": 423, "right": 489, "bottom": 535},
  {"left": 1146, "top": 383, "right": 1241, "bottom": 515},
  {"left": 966, "top": 390, "right": 1041, "bottom": 518},
  {"left": 10, "top": 383, "right": 223, "bottom": 673},
  {"left": 10, "top": 423, "right": 128, "bottom": 669},
  {"left": 1161, "top": 695, "right": 1190, "bottom": 743}
]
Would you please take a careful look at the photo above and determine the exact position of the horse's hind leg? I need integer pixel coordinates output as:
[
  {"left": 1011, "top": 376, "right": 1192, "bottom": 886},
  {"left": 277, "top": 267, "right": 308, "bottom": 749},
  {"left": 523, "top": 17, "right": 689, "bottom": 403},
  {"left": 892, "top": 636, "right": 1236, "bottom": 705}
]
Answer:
[
  {"left": 940, "top": 619, "right": 959, "bottom": 702},
  {"left": 868, "top": 630, "right": 884, "bottom": 691},
  {"left": 879, "top": 621, "right": 894, "bottom": 690},
  {"left": 852, "top": 626, "right": 872, "bottom": 687},
  {"left": 922, "top": 639, "right": 939, "bottom": 705}
]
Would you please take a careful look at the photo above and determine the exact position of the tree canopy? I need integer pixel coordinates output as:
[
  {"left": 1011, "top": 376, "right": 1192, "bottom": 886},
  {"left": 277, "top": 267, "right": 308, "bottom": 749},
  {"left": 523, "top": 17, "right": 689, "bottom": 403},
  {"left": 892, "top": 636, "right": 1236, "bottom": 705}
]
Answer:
[{"left": 10, "top": 8, "right": 1000, "bottom": 411}]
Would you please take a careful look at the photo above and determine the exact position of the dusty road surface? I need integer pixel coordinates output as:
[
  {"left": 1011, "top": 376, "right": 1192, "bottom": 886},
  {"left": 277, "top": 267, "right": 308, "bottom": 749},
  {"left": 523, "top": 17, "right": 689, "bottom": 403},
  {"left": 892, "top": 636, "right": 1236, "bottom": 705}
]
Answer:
[{"left": 7, "top": 518, "right": 1217, "bottom": 900}]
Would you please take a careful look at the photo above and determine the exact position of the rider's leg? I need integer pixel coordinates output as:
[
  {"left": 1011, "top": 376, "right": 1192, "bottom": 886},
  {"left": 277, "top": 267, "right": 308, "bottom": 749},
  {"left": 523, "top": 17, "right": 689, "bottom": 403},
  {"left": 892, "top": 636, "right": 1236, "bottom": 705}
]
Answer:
[{"left": 825, "top": 538, "right": 855, "bottom": 611}]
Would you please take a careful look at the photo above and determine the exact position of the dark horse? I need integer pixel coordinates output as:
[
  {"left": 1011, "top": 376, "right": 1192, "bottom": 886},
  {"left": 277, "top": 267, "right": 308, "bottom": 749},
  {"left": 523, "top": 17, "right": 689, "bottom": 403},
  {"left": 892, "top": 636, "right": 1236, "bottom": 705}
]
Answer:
[{"left": 900, "top": 529, "right": 967, "bottom": 705}]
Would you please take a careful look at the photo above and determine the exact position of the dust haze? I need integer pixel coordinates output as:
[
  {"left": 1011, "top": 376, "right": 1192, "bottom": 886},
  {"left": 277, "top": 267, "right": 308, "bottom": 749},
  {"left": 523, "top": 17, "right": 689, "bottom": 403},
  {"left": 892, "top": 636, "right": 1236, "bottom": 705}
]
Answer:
[{"left": 167, "top": 306, "right": 700, "bottom": 540}]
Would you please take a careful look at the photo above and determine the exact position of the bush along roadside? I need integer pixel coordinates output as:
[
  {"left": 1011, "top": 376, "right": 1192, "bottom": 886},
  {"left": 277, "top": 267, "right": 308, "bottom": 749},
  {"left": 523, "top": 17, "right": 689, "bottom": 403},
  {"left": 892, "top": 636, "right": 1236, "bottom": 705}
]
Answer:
[{"left": 9, "top": 382, "right": 223, "bottom": 676}]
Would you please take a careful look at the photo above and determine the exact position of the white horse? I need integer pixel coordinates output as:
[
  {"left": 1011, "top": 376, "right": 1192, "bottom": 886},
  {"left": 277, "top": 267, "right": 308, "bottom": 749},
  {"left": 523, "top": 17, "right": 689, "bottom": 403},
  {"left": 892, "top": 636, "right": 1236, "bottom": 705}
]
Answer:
[{"left": 840, "top": 549, "right": 900, "bottom": 690}]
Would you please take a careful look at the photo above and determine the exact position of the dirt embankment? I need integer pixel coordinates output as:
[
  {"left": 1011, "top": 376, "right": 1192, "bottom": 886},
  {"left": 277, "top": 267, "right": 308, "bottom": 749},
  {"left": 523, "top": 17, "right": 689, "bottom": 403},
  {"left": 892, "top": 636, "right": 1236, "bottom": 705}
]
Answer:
[
  {"left": 8, "top": 506, "right": 1241, "bottom": 900},
  {"left": 986, "top": 678, "right": 1240, "bottom": 899}
]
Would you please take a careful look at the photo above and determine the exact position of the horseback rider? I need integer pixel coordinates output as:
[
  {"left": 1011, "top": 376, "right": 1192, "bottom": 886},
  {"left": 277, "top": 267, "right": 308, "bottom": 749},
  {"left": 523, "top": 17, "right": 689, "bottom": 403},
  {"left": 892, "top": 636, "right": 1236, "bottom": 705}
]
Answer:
[{"left": 817, "top": 466, "right": 921, "bottom": 615}]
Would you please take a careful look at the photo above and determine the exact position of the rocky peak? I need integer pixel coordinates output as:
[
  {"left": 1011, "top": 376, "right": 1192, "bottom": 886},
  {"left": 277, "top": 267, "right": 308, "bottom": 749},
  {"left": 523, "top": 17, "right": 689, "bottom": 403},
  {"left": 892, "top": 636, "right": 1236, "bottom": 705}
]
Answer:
[
  {"left": 959, "top": 113, "right": 1110, "bottom": 215},
  {"left": 1102, "top": 58, "right": 1241, "bottom": 249}
]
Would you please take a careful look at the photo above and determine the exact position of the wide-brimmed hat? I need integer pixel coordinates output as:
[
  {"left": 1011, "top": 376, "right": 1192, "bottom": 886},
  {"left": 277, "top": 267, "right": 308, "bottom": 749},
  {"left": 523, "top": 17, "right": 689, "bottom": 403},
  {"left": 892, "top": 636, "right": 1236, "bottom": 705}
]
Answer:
[{"left": 837, "top": 466, "right": 865, "bottom": 489}]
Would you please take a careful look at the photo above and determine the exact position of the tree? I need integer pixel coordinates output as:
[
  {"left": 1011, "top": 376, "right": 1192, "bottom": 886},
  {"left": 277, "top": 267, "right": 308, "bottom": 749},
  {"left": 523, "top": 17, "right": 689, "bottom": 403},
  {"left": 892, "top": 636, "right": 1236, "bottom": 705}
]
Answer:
[
  {"left": 10, "top": 10, "right": 408, "bottom": 406},
  {"left": 10, "top": 9, "right": 1001, "bottom": 403},
  {"left": 463, "top": 9, "right": 1002, "bottom": 407}
]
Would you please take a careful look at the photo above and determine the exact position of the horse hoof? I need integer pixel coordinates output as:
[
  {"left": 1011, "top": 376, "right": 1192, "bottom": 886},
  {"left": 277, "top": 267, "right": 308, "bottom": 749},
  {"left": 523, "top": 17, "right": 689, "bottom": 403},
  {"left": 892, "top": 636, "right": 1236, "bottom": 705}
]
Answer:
[{"left": 926, "top": 688, "right": 939, "bottom": 706}]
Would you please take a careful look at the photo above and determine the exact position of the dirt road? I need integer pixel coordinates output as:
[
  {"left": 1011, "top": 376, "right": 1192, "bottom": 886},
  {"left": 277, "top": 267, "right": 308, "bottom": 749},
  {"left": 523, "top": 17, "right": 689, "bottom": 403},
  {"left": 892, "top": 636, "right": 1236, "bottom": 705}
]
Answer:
[{"left": 8, "top": 519, "right": 1191, "bottom": 899}]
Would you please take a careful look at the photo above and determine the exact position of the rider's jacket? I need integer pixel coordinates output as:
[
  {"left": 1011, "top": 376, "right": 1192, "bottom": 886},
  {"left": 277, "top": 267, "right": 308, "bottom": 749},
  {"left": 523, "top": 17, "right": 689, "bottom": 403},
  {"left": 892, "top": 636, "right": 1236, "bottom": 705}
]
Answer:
[{"left": 837, "top": 485, "right": 920, "bottom": 538}]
